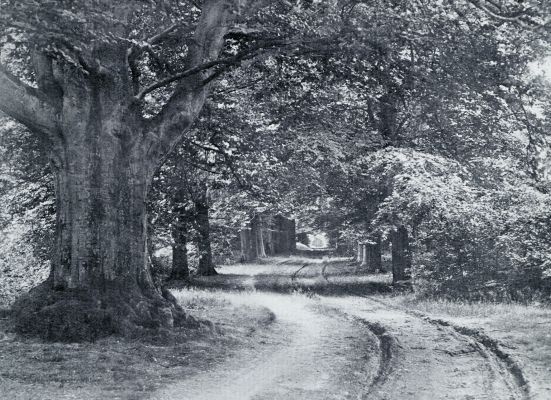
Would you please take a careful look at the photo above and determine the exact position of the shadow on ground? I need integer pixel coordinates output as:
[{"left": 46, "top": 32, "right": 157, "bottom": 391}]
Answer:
[{"left": 185, "top": 258, "right": 395, "bottom": 296}]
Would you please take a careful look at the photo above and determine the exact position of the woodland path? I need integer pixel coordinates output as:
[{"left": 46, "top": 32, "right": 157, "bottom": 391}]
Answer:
[{"left": 154, "top": 260, "right": 531, "bottom": 400}]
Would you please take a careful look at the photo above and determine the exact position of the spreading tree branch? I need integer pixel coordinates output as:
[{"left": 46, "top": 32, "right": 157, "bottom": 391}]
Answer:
[
  {"left": 143, "top": 0, "right": 237, "bottom": 169},
  {"left": 464, "top": 0, "right": 551, "bottom": 32},
  {"left": 0, "top": 64, "right": 60, "bottom": 140},
  {"left": 135, "top": 52, "right": 250, "bottom": 101}
]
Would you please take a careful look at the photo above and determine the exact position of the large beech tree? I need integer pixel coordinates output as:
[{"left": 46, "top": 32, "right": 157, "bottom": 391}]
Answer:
[
  {"left": 0, "top": 0, "right": 262, "bottom": 340},
  {"left": 0, "top": 0, "right": 358, "bottom": 340}
]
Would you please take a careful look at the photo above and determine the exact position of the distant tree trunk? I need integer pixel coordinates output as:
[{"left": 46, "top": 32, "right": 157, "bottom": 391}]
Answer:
[
  {"left": 257, "top": 228, "right": 267, "bottom": 257},
  {"left": 361, "top": 244, "right": 368, "bottom": 267},
  {"left": 297, "top": 232, "right": 309, "bottom": 247},
  {"left": 264, "top": 215, "right": 275, "bottom": 256},
  {"left": 240, "top": 227, "right": 258, "bottom": 262},
  {"left": 169, "top": 206, "right": 190, "bottom": 281},
  {"left": 240, "top": 228, "right": 251, "bottom": 262},
  {"left": 357, "top": 241, "right": 363, "bottom": 263},
  {"left": 288, "top": 218, "right": 297, "bottom": 253},
  {"left": 256, "top": 216, "right": 267, "bottom": 258},
  {"left": 365, "top": 235, "right": 382, "bottom": 273},
  {"left": 194, "top": 200, "right": 217, "bottom": 276},
  {"left": 250, "top": 216, "right": 261, "bottom": 259},
  {"left": 391, "top": 226, "right": 412, "bottom": 283}
]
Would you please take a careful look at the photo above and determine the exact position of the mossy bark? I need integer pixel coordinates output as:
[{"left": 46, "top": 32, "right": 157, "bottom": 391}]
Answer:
[
  {"left": 11, "top": 63, "right": 188, "bottom": 341},
  {"left": 2, "top": 3, "right": 237, "bottom": 342}
]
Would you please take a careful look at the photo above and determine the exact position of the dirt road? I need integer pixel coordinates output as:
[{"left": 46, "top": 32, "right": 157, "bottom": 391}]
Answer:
[{"left": 155, "top": 261, "right": 532, "bottom": 400}]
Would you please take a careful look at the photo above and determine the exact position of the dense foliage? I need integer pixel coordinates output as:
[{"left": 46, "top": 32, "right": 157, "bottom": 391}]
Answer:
[{"left": 1, "top": 0, "right": 551, "bottom": 307}]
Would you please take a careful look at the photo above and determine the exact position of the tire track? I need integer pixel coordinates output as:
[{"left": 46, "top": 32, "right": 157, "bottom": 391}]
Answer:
[
  {"left": 416, "top": 314, "right": 531, "bottom": 400},
  {"left": 358, "top": 295, "right": 531, "bottom": 400},
  {"left": 290, "top": 263, "right": 311, "bottom": 281}
]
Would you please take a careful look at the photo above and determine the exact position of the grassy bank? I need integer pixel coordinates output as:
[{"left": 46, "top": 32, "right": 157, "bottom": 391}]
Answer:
[{"left": 0, "top": 289, "right": 275, "bottom": 400}]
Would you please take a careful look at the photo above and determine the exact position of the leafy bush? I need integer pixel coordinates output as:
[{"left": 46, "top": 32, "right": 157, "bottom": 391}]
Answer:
[{"left": 363, "top": 149, "right": 551, "bottom": 301}]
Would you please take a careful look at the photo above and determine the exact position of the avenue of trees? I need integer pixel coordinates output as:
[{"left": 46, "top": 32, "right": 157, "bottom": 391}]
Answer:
[{"left": 1, "top": 0, "right": 551, "bottom": 340}]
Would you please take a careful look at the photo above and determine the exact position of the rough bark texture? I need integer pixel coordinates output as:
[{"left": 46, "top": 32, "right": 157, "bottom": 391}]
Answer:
[
  {"left": 194, "top": 201, "right": 217, "bottom": 276},
  {"left": 11, "top": 73, "right": 190, "bottom": 340},
  {"left": 4, "top": 0, "right": 237, "bottom": 341},
  {"left": 391, "top": 226, "right": 412, "bottom": 284}
]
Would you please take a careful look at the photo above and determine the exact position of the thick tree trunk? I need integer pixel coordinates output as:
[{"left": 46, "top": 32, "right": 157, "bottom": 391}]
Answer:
[
  {"left": 3, "top": 2, "right": 240, "bottom": 342},
  {"left": 12, "top": 77, "right": 189, "bottom": 341},
  {"left": 169, "top": 208, "right": 190, "bottom": 281},
  {"left": 391, "top": 226, "right": 412, "bottom": 284},
  {"left": 194, "top": 201, "right": 217, "bottom": 276}
]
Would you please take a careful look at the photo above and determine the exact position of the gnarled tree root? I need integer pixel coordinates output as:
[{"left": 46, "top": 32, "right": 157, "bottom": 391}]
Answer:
[{"left": 11, "top": 281, "right": 198, "bottom": 342}]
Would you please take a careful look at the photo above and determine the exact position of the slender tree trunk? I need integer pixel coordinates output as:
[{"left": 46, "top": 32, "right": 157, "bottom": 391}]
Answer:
[
  {"left": 264, "top": 215, "right": 274, "bottom": 256},
  {"left": 240, "top": 227, "right": 259, "bottom": 262},
  {"left": 391, "top": 226, "right": 412, "bottom": 283},
  {"left": 169, "top": 207, "right": 190, "bottom": 281},
  {"left": 288, "top": 218, "right": 297, "bottom": 254},
  {"left": 249, "top": 216, "right": 260, "bottom": 259},
  {"left": 240, "top": 228, "right": 250, "bottom": 262},
  {"left": 256, "top": 216, "right": 267, "bottom": 258},
  {"left": 359, "top": 244, "right": 366, "bottom": 266},
  {"left": 194, "top": 201, "right": 217, "bottom": 276},
  {"left": 357, "top": 241, "right": 363, "bottom": 263}
]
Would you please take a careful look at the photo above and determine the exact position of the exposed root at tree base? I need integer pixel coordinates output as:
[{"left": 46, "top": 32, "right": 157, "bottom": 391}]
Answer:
[{"left": 11, "top": 281, "right": 201, "bottom": 342}]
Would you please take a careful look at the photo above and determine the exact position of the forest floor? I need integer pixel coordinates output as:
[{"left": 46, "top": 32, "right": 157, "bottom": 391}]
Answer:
[{"left": 0, "top": 257, "right": 549, "bottom": 399}]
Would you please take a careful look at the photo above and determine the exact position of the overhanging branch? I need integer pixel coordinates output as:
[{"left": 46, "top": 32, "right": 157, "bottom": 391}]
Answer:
[
  {"left": 0, "top": 64, "right": 60, "bottom": 139},
  {"left": 135, "top": 43, "right": 275, "bottom": 101},
  {"left": 464, "top": 0, "right": 550, "bottom": 32}
]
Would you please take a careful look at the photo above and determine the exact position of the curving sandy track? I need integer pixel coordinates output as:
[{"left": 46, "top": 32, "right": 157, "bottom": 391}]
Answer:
[
  {"left": 152, "top": 260, "right": 532, "bottom": 400},
  {"left": 153, "top": 293, "right": 379, "bottom": 400}
]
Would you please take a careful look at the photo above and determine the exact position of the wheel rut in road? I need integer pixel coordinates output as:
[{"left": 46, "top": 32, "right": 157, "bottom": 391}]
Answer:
[
  {"left": 156, "top": 260, "right": 533, "bottom": 400},
  {"left": 328, "top": 295, "right": 532, "bottom": 400}
]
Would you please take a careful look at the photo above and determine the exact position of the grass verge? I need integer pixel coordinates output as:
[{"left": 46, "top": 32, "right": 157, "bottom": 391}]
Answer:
[{"left": 0, "top": 288, "right": 275, "bottom": 400}]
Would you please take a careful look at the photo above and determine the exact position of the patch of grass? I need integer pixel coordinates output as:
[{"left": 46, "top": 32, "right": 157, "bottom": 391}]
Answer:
[{"left": 0, "top": 288, "right": 276, "bottom": 400}]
